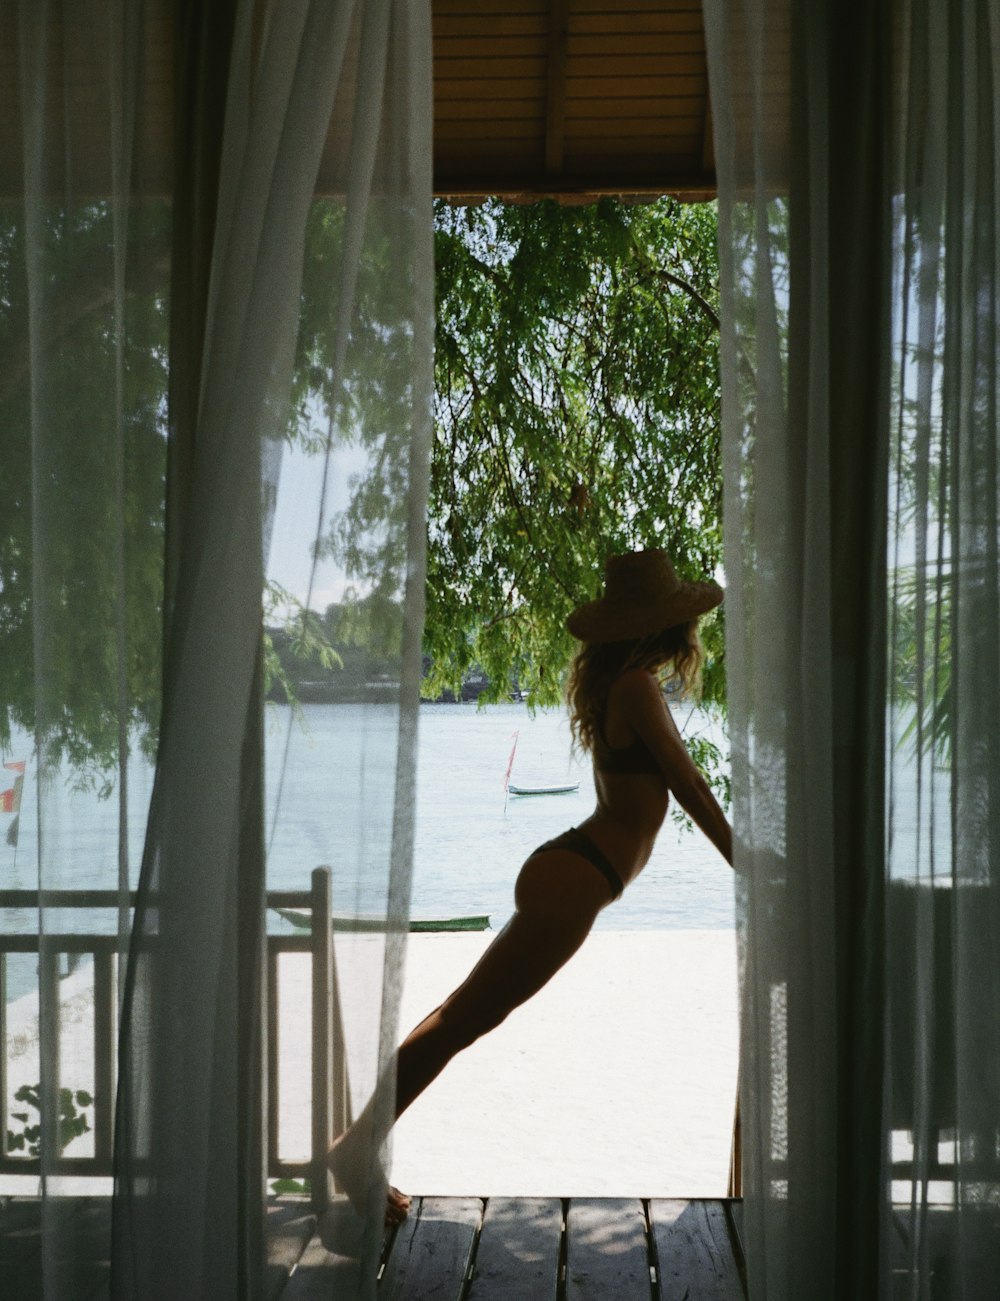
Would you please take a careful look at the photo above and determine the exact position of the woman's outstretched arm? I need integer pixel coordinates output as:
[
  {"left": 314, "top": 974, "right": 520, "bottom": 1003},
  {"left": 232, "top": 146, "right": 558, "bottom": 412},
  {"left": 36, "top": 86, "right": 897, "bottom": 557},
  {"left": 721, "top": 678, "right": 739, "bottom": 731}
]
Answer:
[{"left": 615, "top": 668, "right": 734, "bottom": 866}]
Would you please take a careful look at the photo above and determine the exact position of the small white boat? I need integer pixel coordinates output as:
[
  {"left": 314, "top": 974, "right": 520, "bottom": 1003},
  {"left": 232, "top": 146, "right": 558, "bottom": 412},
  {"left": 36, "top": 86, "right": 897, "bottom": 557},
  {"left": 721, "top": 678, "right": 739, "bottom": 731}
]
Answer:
[
  {"left": 503, "top": 731, "right": 579, "bottom": 798},
  {"left": 507, "top": 781, "right": 580, "bottom": 797}
]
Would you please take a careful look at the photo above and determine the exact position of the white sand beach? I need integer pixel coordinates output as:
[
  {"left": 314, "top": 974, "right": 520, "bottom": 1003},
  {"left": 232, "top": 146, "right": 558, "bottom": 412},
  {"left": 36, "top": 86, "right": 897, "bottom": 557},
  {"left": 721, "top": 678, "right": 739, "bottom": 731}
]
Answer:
[
  {"left": 4, "top": 928, "right": 739, "bottom": 1199},
  {"left": 388, "top": 929, "right": 740, "bottom": 1197}
]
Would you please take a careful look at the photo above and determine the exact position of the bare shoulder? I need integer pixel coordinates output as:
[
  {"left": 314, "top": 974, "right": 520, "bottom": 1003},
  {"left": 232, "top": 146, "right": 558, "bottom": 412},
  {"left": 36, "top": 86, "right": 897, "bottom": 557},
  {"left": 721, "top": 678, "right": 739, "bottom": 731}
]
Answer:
[
  {"left": 610, "top": 668, "right": 688, "bottom": 744},
  {"left": 608, "top": 667, "right": 667, "bottom": 717}
]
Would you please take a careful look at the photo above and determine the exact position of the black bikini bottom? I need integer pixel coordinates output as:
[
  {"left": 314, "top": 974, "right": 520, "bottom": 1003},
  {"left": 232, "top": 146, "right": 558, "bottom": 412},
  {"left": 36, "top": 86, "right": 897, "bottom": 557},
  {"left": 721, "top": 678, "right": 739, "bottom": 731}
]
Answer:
[{"left": 532, "top": 825, "right": 625, "bottom": 900}]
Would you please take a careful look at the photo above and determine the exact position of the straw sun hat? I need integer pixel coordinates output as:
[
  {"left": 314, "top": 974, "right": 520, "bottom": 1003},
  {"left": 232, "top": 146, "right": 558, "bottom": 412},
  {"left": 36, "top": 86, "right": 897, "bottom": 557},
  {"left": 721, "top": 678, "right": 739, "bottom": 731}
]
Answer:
[{"left": 567, "top": 548, "right": 723, "bottom": 644}]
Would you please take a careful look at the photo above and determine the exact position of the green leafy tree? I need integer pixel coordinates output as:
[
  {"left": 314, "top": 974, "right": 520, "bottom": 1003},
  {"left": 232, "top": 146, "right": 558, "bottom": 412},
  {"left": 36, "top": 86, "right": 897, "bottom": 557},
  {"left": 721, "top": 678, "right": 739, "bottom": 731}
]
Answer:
[
  {"left": 0, "top": 203, "right": 169, "bottom": 775},
  {"left": 3, "top": 197, "right": 728, "bottom": 794},
  {"left": 287, "top": 196, "right": 728, "bottom": 798},
  {"left": 426, "top": 197, "right": 724, "bottom": 712}
]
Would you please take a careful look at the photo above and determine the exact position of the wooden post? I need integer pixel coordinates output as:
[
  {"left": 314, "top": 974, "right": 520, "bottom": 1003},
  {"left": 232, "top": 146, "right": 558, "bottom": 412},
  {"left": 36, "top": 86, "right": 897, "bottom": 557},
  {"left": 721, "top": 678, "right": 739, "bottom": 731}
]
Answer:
[
  {"left": 39, "top": 944, "right": 60, "bottom": 1167},
  {"left": 727, "top": 1090, "right": 742, "bottom": 1199},
  {"left": 93, "top": 951, "right": 116, "bottom": 1164},
  {"left": 266, "top": 941, "right": 280, "bottom": 1179},
  {"left": 327, "top": 869, "right": 352, "bottom": 1140},
  {"left": 0, "top": 955, "right": 7, "bottom": 1158},
  {"left": 310, "top": 866, "right": 333, "bottom": 1212},
  {"left": 330, "top": 957, "right": 350, "bottom": 1139}
]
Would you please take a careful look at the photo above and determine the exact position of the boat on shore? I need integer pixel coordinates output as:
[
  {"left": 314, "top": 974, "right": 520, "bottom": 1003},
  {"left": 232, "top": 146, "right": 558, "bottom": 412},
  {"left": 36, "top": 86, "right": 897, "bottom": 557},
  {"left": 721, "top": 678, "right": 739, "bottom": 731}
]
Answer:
[
  {"left": 507, "top": 781, "right": 580, "bottom": 797},
  {"left": 274, "top": 908, "right": 490, "bottom": 933}
]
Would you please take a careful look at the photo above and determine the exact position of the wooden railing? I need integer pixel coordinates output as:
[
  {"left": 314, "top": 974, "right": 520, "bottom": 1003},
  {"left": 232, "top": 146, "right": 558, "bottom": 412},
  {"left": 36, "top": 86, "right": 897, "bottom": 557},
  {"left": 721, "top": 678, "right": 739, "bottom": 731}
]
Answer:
[
  {"left": 0, "top": 866, "right": 348, "bottom": 1212},
  {"left": 268, "top": 866, "right": 351, "bottom": 1210}
]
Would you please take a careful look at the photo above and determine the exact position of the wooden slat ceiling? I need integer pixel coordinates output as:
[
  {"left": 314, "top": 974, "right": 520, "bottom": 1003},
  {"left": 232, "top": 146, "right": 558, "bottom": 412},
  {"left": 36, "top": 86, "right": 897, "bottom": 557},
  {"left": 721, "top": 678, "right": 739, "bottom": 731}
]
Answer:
[
  {"left": 434, "top": 0, "right": 715, "bottom": 202},
  {"left": 0, "top": 2, "right": 715, "bottom": 203}
]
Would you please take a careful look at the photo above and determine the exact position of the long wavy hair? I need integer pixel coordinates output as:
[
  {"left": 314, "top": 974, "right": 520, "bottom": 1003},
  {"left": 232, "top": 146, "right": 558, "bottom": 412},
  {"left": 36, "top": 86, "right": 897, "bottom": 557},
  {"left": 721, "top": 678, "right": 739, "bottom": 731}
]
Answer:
[{"left": 566, "top": 620, "right": 703, "bottom": 755}]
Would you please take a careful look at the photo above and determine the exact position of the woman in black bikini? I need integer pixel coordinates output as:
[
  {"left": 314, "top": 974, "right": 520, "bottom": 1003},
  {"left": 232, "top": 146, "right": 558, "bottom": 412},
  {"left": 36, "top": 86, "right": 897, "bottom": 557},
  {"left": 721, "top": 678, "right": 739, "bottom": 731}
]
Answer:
[{"left": 328, "top": 548, "right": 733, "bottom": 1223}]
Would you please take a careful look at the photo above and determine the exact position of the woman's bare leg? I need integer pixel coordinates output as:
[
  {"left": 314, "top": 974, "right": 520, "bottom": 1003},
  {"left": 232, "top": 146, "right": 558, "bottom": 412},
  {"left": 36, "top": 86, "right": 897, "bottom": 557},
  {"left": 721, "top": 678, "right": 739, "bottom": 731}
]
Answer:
[
  {"left": 394, "top": 849, "right": 611, "bottom": 1114},
  {"left": 327, "top": 849, "right": 614, "bottom": 1221}
]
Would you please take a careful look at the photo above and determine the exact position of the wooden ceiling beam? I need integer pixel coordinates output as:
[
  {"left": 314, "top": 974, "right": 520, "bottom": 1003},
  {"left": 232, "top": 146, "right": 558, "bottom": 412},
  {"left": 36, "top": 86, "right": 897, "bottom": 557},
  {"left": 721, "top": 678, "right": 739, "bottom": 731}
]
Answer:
[
  {"left": 544, "top": 0, "right": 571, "bottom": 175},
  {"left": 0, "top": 5, "right": 719, "bottom": 204},
  {"left": 702, "top": 96, "right": 715, "bottom": 174},
  {"left": 435, "top": 176, "right": 718, "bottom": 204}
]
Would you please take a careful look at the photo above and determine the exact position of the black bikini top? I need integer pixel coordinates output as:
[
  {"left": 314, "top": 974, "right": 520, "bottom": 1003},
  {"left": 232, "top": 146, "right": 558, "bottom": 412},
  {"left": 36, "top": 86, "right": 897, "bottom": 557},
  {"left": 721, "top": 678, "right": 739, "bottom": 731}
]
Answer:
[{"left": 592, "top": 714, "right": 661, "bottom": 775}]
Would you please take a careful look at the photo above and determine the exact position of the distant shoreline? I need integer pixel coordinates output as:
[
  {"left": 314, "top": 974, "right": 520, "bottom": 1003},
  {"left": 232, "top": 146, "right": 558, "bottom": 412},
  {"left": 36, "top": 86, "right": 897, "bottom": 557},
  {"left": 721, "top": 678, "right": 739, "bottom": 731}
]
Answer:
[{"left": 266, "top": 682, "right": 524, "bottom": 705}]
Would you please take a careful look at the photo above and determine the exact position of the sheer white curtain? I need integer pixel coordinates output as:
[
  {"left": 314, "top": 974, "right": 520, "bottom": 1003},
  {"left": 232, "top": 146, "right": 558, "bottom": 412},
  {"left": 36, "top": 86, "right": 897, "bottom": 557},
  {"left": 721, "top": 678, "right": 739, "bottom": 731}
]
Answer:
[
  {"left": 9, "top": 2, "right": 170, "bottom": 1296},
  {"left": 886, "top": 2, "right": 1000, "bottom": 1292},
  {"left": 5, "top": 1, "right": 431, "bottom": 1297},
  {"left": 706, "top": 0, "right": 1000, "bottom": 1296}
]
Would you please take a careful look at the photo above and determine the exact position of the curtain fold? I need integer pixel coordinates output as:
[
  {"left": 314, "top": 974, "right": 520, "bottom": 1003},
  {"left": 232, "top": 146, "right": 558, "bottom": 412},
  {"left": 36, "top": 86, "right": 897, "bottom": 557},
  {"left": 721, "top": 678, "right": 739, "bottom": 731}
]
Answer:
[
  {"left": 4, "top": 1, "right": 431, "bottom": 1296},
  {"left": 113, "top": 1, "right": 433, "bottom": 1296},
  {"left": 707, "top": 0, "right": 1000, "bottom": 1296},
  {"left": 888, "top": 2, "right": 1000, "bottom": 1293},
  {"left": 8, "top": 3, "right": 169, "bottom": 1296},
  {"left": 113, "top": 7, "right": 357, "bottom": 1292}
]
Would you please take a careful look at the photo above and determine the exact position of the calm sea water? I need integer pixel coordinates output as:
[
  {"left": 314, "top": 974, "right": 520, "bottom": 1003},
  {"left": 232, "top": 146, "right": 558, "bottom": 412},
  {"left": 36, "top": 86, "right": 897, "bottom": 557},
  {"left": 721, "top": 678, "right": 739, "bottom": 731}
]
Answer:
[
  {"left": 0, "top": 702, "right": 735, "bottom": 1004},
  {"left": 260, "top": 699, "right": 734, "bottom": 931},
  {"left": 2, "top": 697, "right": 953, "bottom": 1012},
  {"left": 406, "top": 701, "right": 734, "bottom": 931}
]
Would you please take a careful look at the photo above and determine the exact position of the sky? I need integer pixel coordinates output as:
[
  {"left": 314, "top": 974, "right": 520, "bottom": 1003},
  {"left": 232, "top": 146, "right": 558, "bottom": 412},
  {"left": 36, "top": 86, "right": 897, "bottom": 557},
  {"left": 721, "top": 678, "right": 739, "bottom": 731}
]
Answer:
[{"left": 266, "top": 436, "right": 367, "bottom": 615}]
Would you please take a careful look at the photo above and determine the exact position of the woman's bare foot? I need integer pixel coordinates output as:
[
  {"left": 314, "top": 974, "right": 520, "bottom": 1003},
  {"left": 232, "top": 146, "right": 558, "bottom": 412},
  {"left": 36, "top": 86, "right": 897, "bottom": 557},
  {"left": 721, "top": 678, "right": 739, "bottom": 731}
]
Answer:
[
  {"left": 385, "top": 1185, "right": 412, "bottom": 1226},
  {"left": 326, "top": 1130, "right": 411, "bottom": 1226}
]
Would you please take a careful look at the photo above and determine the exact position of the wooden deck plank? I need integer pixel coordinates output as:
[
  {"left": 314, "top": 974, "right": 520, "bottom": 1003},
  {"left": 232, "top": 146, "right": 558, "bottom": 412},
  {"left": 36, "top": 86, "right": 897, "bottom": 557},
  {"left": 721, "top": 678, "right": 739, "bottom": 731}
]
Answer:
[
  {"left": 279, "top": 1198, "right": 372, "bottom": 1299},
  {"left": 891, "top": 1204, "right": 1000, "bottom": 1299},
  {"left": 650, "top": 1199, "right": 744, "bottom": 1300},
  {"left": 280, "top": 1235, "right": 360, "bottom": 1299},
  {"left": 565, "top": 1198, "right": 651, "bottom": 1301},
  {"left": 467, "top": 1196, "right": 561, "bottom": 1300},
  {"left": 265, "top": 1201, "right": 316, "bottom": 1301},
  {"left": 380, "top": 1196, "right": 483, "bottom": 1300},
  {"left": 0, "top": 1193, "right": 748, "bottom": 1299},
  {"left": 0, "top": 1197, "right": 47, "bottom": 1278},
  {"left": 48, "top": 1200, "right": 111, "bottom": 1301},
  {"left": 0, "top": 1197, "right": 111, "bottom": 1301}
]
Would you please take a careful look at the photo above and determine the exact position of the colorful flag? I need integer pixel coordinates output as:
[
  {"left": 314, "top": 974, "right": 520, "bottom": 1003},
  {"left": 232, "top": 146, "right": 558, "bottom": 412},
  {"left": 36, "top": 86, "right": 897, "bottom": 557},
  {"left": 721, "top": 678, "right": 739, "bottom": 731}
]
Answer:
[
  {"left": 1, "top": 774, "right": 23, "bottom": 814},
  {"left": 6, "top": 814, "right": 18, "bottom": 847},
  {"left": 503, "top": 731, "right": 519, "bottom": 791},
  {"left": 3, "top": 759, "right": 25, "bottom": 774}
]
